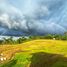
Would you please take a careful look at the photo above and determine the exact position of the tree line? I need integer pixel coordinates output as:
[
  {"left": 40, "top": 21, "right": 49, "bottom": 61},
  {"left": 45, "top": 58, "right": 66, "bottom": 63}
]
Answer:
[{"left": 0, "top": 32, "right": 67, "bottom": 45}]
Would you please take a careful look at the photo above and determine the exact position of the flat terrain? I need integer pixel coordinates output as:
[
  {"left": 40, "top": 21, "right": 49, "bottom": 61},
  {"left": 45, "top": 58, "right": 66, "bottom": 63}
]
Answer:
[{"left": 0, "top": 39, "right": 67, "bottom": 67}]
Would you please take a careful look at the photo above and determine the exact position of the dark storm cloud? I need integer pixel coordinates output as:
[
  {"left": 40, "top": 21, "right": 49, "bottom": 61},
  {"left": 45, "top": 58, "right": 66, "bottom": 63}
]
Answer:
[{"left": 0, "top": 0, "right": 67, "bottom": 35}]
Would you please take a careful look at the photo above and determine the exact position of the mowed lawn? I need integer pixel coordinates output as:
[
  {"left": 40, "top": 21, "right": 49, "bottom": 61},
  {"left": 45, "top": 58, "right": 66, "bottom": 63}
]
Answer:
[{"left": 0, "top": 39, "right": 67, "bottom": 67}]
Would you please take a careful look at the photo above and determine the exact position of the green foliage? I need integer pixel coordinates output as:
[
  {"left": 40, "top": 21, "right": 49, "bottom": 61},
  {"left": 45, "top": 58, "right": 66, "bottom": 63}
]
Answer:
[
  {"left": 44, "top": 34, "right": 53, "bottom": 39},
  {"left": 61, "top": 35, "right": 67, "bottom": 40},
  {"left": 0, "top": 32, "right": 67, "bottom": 45},
  {"left": 2, "top": 37, "right": 14, "bottom": 44},
  {"left": 2, "top": 52, "right": 67, "bottom": 67},
  {"left": 0, "top": 59, "right": 17, "bottom": 67},
  {"left": 16, "top": 37, "right": 27, "bottom": 44},
  {"left": 53, "top": 34, "right": 62, "bottom": 40}
]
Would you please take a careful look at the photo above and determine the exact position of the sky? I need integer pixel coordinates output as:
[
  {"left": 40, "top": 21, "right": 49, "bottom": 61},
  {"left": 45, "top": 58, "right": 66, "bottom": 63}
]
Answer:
[{"left": 0, "top": 0, "right": 67, "bottom": 36}]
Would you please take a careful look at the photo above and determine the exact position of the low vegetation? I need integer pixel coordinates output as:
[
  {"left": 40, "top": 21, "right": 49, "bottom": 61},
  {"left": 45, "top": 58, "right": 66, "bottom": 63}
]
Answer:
[
  {"left": 0, "top": 40, "right": 67, "bottom": 67},
  {"left": 0, "top": 32, "right": 67, "bottom": 67}
]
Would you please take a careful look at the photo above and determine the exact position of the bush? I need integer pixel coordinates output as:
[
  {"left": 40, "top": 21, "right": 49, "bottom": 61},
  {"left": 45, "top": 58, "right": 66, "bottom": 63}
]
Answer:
[{"left": 44, "top": 34, "right": 53, "bottom": 39}]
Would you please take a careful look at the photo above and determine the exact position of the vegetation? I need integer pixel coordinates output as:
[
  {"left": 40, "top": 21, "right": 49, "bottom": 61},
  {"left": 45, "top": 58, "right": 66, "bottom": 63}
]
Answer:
[
  {"left": 0, "top": 33, "right": 67, "bottom": 45},
  {"left": 0, "top": 40, "right": 67, "bottom": 67},
  {"left": 0, "top": 33, "right": 67, "bottom": 67}
]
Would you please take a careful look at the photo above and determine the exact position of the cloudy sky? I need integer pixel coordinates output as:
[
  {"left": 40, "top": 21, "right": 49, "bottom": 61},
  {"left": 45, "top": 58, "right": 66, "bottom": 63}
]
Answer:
[{"left": 0, "top": 0, "right": 67, "bottom": 36}]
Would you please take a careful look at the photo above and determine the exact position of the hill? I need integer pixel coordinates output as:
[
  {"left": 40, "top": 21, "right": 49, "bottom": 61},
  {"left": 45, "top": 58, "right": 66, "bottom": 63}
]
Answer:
[{"left": 0, "top": 39, "right": 67, "bottom": 67}]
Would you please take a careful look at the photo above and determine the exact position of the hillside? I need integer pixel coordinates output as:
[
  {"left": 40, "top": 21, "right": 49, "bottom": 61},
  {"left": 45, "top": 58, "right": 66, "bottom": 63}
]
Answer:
[{"left": 0, "top": 39, "right": 67, "bottom": 67}]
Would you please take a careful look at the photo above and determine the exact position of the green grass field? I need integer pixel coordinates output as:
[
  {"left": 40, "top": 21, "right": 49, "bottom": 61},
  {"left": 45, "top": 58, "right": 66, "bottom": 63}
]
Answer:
[{"left": 0, "top": 39, "right": 67, "bottom": 67}]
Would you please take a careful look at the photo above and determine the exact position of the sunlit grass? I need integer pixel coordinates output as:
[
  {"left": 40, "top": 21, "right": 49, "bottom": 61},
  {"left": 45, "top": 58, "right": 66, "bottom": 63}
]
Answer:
[{"left": 0, "top": 39, "right": 67, "bottom": 67}]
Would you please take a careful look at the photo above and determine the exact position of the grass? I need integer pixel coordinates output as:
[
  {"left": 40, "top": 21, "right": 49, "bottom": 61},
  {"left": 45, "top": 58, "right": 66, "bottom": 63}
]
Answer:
[{"left": 0, "top": 39, "right": 67, "bottom": 67}]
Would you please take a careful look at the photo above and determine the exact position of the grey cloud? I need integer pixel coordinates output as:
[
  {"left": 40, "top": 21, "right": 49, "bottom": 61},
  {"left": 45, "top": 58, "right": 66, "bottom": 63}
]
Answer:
[{"left": 0, "top": 0, "right": 67, "bottom": 36}]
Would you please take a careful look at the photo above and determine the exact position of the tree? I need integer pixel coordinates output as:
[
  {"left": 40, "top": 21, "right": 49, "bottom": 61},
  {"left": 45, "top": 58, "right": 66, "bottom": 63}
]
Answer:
[
  {"left": 53, "top": 34, "right": 62, "bottom": 40},
  {"left": 44, "top": 34, "right": 53, "bottom": 39}
]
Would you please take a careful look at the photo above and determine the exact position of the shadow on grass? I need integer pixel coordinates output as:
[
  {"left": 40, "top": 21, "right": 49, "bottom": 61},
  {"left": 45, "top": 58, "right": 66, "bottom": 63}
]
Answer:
[
  {"left": 1, "top": 59, "right": 17, "bottom": 67},
  {"left": 30, "top": 52, "right": 67, "bottom": 67}
]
